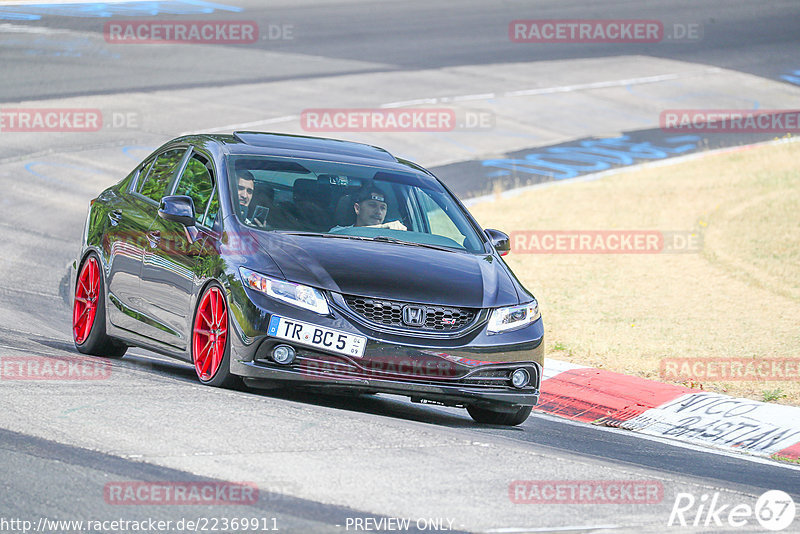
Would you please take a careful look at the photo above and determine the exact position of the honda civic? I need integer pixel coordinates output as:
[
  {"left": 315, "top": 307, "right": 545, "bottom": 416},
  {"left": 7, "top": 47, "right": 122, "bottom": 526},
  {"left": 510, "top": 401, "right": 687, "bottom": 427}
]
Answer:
[{"left": 72, "top": 132, "right": 544, "bottom": 425}]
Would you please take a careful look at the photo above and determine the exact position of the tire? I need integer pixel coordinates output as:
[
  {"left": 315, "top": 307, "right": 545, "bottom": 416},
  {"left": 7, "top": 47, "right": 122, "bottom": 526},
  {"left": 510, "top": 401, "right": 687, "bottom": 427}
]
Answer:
[
  {"left": 467, "top": 404, "right": 532, "bottom": 426},
  {"left": 191, "top": 284, "right": 240, "bottom": 389},
  {"left": 73, "top": 253, "right": 127, "bottom": 358}
]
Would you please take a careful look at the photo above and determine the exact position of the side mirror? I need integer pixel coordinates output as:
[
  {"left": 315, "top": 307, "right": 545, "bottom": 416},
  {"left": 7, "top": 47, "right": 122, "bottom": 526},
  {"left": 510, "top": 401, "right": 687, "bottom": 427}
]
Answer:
[
  {"left": 485, "top": 228, "right": 510, "bottom": 256},
  {"left": 158, "top": 195, "right": 196, "bottom": 227}
]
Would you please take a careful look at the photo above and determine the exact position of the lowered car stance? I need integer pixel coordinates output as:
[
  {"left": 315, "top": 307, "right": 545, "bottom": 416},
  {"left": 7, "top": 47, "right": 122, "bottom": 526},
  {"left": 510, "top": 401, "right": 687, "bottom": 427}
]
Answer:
[{"left": 72, "top": 132, "right": 544, "bottom": 425}]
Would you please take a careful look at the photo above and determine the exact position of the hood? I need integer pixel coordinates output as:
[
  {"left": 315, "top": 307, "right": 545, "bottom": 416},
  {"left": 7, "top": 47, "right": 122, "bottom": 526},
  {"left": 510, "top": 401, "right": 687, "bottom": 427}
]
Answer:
[{"left": 246, "top": 232, "right": 520, "bottom": 308}]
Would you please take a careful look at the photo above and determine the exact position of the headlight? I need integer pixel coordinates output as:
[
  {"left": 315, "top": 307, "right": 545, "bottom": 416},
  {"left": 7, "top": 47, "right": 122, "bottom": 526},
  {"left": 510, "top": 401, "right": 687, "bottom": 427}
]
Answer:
[
  {"left": 487, "top": 300, "right": 540, "bottom": 334},
  {"left": 239, "top": 267, "right": 329, "bottom": 315}
]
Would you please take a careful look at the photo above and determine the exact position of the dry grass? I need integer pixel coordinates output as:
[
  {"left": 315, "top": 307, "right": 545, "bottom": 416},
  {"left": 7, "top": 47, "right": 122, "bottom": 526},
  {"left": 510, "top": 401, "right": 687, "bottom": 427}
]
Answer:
[{"left": 468, "top": 140, "right": 800, "bottom": 404}]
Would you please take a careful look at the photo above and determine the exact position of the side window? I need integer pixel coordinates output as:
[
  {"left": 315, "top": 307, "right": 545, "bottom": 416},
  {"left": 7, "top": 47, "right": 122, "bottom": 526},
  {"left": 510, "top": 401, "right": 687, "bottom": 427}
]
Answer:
[
  {"left": 418, "top": 190, "right": 465, "bottom": 244},
  {"left": 131, "top": 157, "right": 154, "bottom": 192},
  {"left": 174, "top": 154, "right": 217, "bottom": 227},
  {"left": 137, "top": 148, "right": 186, "bottom": 202}
]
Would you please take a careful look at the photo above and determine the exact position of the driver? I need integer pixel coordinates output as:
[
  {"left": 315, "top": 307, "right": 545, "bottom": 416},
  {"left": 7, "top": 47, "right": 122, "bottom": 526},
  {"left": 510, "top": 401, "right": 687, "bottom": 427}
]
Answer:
[{"left": 351, "top": 186, "right": 407, "bottom": 231}]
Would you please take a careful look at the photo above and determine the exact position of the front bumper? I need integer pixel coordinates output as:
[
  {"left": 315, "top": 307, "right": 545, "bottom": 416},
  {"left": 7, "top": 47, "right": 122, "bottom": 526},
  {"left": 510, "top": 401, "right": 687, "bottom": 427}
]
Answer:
[
  {"left": 241, "top": 363, "right": 539, "bottom": 409},
  {"left": 227, "top": 285, "right": 544, "bottom": 408}
]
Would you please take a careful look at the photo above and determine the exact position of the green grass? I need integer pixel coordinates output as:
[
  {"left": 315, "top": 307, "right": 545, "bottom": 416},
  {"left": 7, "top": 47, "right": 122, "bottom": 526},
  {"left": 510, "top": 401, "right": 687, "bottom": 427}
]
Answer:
[
  {"left": 762, "top": 388, "right": 787, "bottom": 403},
  {"left": 468, "top": 140, "right": 800, "bottom": 405}
]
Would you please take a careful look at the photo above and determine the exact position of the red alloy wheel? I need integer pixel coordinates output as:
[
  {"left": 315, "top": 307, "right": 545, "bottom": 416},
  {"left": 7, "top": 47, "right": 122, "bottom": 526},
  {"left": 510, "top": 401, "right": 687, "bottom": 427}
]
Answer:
[
  {"left": 73, "top": 256, "right": 100, "bottom": 345},
  {"left": 193, "top": 286, "right": 228, "bottom": 381}
]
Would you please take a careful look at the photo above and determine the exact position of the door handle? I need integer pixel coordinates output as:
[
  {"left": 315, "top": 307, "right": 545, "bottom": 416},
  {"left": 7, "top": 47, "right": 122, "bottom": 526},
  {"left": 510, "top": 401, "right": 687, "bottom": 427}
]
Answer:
[
  {"left": 108, "top": 209, "right": 122, "bottom": 226},
  {"left": 146, "top": 230, "right": 161, "bottom": 248}
]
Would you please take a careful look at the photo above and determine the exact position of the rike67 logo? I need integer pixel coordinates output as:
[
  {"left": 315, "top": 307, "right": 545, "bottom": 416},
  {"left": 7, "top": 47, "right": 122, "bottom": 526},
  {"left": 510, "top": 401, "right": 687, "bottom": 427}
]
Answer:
[{"left": 668, "top": 490, "right": 796, "bottom": 531}]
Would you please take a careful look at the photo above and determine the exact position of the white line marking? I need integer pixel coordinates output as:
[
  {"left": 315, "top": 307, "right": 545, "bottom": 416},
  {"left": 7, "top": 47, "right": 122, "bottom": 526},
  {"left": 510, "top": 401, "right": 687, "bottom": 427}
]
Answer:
[
  {"left": 503, "top": 73, "right": 682, "bottom": 97},
  {"left": 381, "top": 70, "right": 721, "bottom": 108},
  {"left": 0, "top": 22, "right": 76, "bottom": 35},
  {"left": 378, "top": 98, "right": 438, "bottom": 108},
  {"left": 195, "top": 69, "right": 721, "bottom": 135},
  {"left": 181, "top": 115, "right": 298, "bottom": 136},
  {"left": 452, "top": 92, "right": 496, "bottom": 102}
]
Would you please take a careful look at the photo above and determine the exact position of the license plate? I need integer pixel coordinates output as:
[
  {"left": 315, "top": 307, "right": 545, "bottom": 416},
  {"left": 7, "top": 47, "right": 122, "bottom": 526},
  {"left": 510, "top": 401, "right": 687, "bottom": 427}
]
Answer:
[{"left": 267, "top": 315, "right": 367, "bottom": 358}]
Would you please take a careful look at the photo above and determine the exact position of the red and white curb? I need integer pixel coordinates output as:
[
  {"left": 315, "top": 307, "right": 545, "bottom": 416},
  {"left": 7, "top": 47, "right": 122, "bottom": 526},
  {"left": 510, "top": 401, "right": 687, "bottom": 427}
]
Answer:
[{"left": 537, "top": 359, "right": 800, "bottom": 461}]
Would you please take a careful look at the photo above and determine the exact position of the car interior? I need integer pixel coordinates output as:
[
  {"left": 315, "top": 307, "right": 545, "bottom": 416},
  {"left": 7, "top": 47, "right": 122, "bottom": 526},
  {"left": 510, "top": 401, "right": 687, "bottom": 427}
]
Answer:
[
  {"left": 236, "top": 163, "right": 407, "bottom": 233},
  {"left": 229, "top": 158, "right": 482, "bottom": 252}
]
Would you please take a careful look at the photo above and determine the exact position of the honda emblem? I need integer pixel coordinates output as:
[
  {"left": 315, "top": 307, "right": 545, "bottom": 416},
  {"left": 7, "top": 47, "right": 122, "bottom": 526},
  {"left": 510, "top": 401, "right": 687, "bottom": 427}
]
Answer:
[{"left": 402, "top": 305, "right": 426, "bottom": 326}]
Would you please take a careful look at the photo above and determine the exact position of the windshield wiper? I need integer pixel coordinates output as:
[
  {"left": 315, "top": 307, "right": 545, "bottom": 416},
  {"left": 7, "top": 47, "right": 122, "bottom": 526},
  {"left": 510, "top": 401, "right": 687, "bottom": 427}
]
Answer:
[
  {"left": 279, "top": 231, "right": 370, "bottom": 241},
  {"left": 280, "top": 232, "right": 459, "bottom": 251},
  {"left": 371, "top": 235, "right": 457, "bottom": 252}
]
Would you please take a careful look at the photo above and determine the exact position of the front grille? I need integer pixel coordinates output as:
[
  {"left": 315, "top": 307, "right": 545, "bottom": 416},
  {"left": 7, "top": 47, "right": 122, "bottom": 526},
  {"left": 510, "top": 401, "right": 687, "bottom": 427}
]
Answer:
[
  {"left": 293, "top": 354, "right": 531, "bottom": 389},
  {"left": 343, "top": 295, "right": 477, "bottom": 332}
]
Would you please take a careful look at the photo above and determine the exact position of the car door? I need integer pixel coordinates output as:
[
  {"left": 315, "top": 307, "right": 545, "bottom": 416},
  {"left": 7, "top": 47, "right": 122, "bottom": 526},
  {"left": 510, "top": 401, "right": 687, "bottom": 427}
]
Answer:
[
  {"left": 138, "top": 150, "right": 221, "bottom": 348},
  {"left": 103, "top": 156, "right": 156, "bottom": 332},
  {"left": 107, "top": 146, "right": 188, "bottom": 338}
]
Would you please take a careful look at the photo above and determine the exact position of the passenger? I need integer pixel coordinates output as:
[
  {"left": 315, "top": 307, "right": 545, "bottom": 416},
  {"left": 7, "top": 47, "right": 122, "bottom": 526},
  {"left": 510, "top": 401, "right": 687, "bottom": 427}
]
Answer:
[
  {"left": 236, "top": 170, "right": 255, "bottom": 219},
  {"left": 236, "top": 170, "right": 267, "bottom": 228}
]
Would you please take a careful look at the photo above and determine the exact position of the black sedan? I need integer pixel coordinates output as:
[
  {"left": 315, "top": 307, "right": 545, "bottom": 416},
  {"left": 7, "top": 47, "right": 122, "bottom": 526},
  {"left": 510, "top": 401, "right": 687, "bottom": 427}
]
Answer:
[{"left": 72, "top": 132, "right": 544, "bottom": 425}]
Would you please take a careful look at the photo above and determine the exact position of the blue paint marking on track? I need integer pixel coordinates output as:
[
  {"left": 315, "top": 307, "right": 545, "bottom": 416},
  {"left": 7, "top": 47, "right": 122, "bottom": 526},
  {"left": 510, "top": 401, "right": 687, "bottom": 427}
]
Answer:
[
  {"left": 122, "top": 145, "right": 156, "bottom": 161},
  {"left": 780, "top": 70, "right": 800, "bottom": 85},
  {"left": 0, "top": 11, "right": 40, "bottom": 20},
  {"left": 25, "top": 161, "right": 107, "bottom": 187},
  {"left": 0, "top": 1, "right": 241, "bottom": 21},
  {"left": 481, "top": 134, "right": 701, "bottom": 179}
]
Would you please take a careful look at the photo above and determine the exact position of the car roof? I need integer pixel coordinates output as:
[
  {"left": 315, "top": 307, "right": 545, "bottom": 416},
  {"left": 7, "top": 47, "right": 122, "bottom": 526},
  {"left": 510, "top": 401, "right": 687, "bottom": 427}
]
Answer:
[{"left": 177, "top": 131, "right": 430, "bottom": 175}]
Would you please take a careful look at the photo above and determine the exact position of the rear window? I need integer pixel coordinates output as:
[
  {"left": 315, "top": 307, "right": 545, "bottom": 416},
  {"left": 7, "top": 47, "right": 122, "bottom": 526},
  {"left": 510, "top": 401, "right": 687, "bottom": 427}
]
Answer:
[{"left": 137, "top": 148, "right": 186, "bottom": 202}]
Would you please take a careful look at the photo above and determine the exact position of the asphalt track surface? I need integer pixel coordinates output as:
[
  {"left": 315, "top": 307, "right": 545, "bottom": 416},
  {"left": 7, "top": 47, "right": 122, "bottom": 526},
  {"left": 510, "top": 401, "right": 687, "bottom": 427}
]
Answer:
[
  {"left": 1, "top": 1, "right": 800, "bottom": 533},
  {"left": 1, "top": 0, "right": 799, "bottom": 101}
]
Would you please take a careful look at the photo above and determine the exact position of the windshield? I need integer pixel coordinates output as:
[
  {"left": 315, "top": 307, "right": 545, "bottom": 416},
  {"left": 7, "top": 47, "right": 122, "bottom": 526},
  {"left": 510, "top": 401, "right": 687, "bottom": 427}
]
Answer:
[{"left": 227, "top": 155, "right": 486, "bottom": 253}]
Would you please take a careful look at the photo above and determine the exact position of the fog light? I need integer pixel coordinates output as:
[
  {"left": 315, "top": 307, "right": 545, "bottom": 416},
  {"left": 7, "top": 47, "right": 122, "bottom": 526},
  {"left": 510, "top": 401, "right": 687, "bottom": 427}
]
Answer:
[
  {"left": 511, "top": 368, "right": 530, "bottom": 388},
  {"left": 272, "top": 344, "right": 296, "bottom": 365}
]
